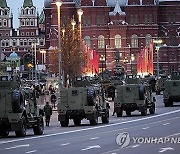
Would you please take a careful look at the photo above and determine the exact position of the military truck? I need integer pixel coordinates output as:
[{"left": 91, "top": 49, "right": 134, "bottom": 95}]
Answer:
[
  {"left": 163, "top": 72, "right": 180, "bottom": 107},
  {"left": 114, "top": 75, "right": 156, "bottom": 117},
  {"left": 155, "top": 74, "right": 168, "bottom": 95},
  {"left": 0, "top": 75, "right": 44, "bottom": 137},
  {"left": 57, "top": 76, "right": 109, "bottom": 127}
]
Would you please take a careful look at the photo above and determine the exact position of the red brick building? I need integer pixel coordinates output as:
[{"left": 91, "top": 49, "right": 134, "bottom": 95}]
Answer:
[
  {"left": 44, "top": 0, "right": 180, "bottom": 75},
  {"left": 0, "top": 0, "right": 45, "bottom": 72}
]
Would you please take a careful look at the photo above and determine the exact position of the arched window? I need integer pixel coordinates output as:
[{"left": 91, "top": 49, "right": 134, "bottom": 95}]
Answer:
[
  {"left": 24, "top": 39, "right": 27, "bottom": 46},
  {"left": 145, "top": 34, "right": 152, "bottom": 45},
  {"left": 3, "top": 19, "right": 7, "bottom": 27},
  {"left": 30, "top": 19, "right": 34, "bottom": 26},
  {"left": 131, "top": 34, "right": 138, "bottom": 48},
  {"left": 21, "top": 19, "right": 25, "bottom": 26},
  {"left": 26, "top": 9, "right": 29, "bottom": 15},
  {"left": 26, "top": 19, "right": 29, "bottom": 26},
  {"left": 84, "top": 36, "right": 91, "bottom": 48},
  {"left": 0, "top": 19, "right": 2, "bottom": 27},
  {"left": 31, "top": 8, "right": 34, "bottom": 15},
  {"left": 115, "top": 34, "right": 122, "bottom": 48},
  {"left": 98, "top": 35, "right": 104, "bottom": 49},
  {"left": 21, "top": 9, "right": 24, "bottom": 15}
]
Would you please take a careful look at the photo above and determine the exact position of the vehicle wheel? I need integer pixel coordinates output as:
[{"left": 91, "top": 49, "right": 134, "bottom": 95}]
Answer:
[
  {"left": 169, "top": 99, "right": 173, "bottom": 107},
  {"left": 126, "top": 111, "right": 131, "bottom": 116},
  {"left": 141, "top": 107, "right": 147, "bottom": 116},
  {"left": 90, "top": 113, "right": 98, "bottom": 125},
  {"left": 60, "top": 116, "right": 69, "bottom": 127},
  {"left": 116, "top": 108, "right": 123, "bottom": 117},
  {"left": 33, "top": 116, "right": 44, "bottom": 135},
  {"left": 102, "top": 109, "right": 109, "bottom": 124},
  {"left": 164, "top": 99, "right": 170, "bottom": 107},
  {"left": 15, "top": 116, "right": 26, "bottom": 137},
  {"left": 12, "top": 89, "right": 24, "bottom": 113},
  {"left": 73, "top": 119, "right": 81, "bottom": 126},
  {"left": 0, "top": 130, "right": 9, "bottom": 137},
  {"left": 149, "top": 103, "right": 155, "bottom": 114}
]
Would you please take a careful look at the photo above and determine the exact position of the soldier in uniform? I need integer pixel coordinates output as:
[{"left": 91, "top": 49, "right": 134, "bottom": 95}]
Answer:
[{"left": 43, "top": 102, "right": 52, "bottom": 126}]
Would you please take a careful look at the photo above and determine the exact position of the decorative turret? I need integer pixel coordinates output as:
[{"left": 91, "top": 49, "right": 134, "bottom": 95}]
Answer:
[
  {"left": 109, "top": 1, "right": 125, "bottom": 16},
  {"left": 0, "top": 0, "right": 8, "bottom": 8},
  {"left": 23, "top": 0, "right": 33, "bottom": 8}
]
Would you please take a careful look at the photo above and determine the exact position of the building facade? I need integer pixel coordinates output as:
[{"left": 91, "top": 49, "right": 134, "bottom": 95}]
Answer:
[
  {"left": 44, "top": 0, "right": 180, "bottom": 75},
  {"left": 0, "top": 0, "right": 45, "bottom": 72}
]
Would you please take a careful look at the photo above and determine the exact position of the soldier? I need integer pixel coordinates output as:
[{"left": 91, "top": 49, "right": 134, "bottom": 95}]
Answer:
[
  {"left": 43, "top": 102, "right": 52, "bottom": 126},
  {"left": 50, "top": 92, "right": 57, "bottom": 108}
]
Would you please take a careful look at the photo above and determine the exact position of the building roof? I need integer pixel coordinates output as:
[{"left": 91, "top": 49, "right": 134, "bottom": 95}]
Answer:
[
  {"left": 106, "top": 0, "right": 127, "bottom": 6},
  {"left": 39, "top": 10, "right": 45, "bottom": 24},
  {"left": 0, "top": 0, "right": 7, "bottom": 8},
  {"left": 23, "top": 0, "right": 33, "bottom": 7},
  {"left": 109, "top": 1, "right": 126, "bottom": 16}
]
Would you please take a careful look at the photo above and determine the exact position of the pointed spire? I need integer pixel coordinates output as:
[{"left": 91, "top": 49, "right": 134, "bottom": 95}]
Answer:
[
  {"left": 109, "top": 1, "right": 125, "bottom": 16},
  {"left": 0, "top": 0, "right": 8, "bottom": 8},
  {"left": 23, "top": 0, "right": 33, "bottom": 7}
]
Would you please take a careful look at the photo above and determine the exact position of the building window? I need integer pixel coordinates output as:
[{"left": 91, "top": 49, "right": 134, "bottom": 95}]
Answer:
[
  {"left": 31, "top": 32, "right": 34, "bottom": 36},
  {"left": 144, "top": 14, "right": 148, "bottom": 24},
  {"left": 30, "top": 8, "right": 34, "bottom": 15},
  {"left": 20, "top": 40, "right": 23, "bottom": 46},
  {"left": 5, "top": 33, "right": 9, "bottom": 36},
  {"left": 21, "top": 19, "right": 25, "bottom": 26},
  {"left": 131, "top": 34, "right": 138, "bottom": 48},
  {"left": 168, "top": 14, "right": 176, "bottom": 23},
  {"left": 3, "top": 19, "right": 7, "bottom": 27},
  {"left": 169, "top": 36, "right": 176, "bottom": 46},
  {"left": 134, "top": 14, "right": 139, "bottom": 25},
  {"left": 26, "top": 19, "right": 29, "bottom": 26},
  {"left": 115, "top": 35, "right": 122, "bottom": 48},
  {"left": 21, "top": 32, "right": 24, "bottom": 36},
  {"left": 96, "top": 15, "right": 104, "bottom": 26},
  {"left": 98, "top": 35, "right": 104, "bottom": 49},
  {"left": 40, "top": 39, "right": 44, "bottom": 46},
  {"left": 26, "top": 32, "right": 29, "bottom": 36},
  {"left": 130, "top": 14, "right": 134, "bottom": 24},
  {"left": 145, "top": 34, "right": 152, "bottom": 45},
  {"left": 30, "top": 20, "right": 34, "bottom": 26},
  {"left": 28, "top": 39, "right": 32, "bottom": 46},
  {"left": 149, "top": 14, "right": 153, "bottom": 24},
  {"left": 84, "top": 36, "right": 91, "bottom": 48},
  {"left": 13, "top": 40, "right": 16, "bottom": 46}
]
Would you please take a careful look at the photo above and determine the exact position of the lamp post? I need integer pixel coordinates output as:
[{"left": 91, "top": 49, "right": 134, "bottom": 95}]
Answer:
[
  {"left": 104, "top": 44, "right": 109, "bottom": 70},
  {"left": 77, "top": 8, "right": 83, "bottom": 74},
  {"left": 71, "top": 17, "right": 76, "bottom": 39},
  {"left": 131, "top": 54, "right": 135, "bottom": 74},
  {"left": 153, "top": 39, "right": 162, "bottom": 78},
  {"left": 32, "top": 43, "right": 39, "bottom": 83},
  {"left": 100, "top": 55, "right": 105, "bottom": 79},
  {"left": 62, "top": 28, "right": 65, "bottom": 38},
  {"left": 40, "top": 50, "right": 46, "bottom": 70},
  {"left": 56, "top": 0, "right": 63, "bottom": 90}
]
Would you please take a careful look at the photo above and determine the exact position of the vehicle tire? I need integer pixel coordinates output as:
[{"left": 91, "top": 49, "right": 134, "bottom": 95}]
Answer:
[
  {"left": 60, "top": 116, "right": 69, "bottom": 127},
  {"left": 15, "top": 116, "right": 26, "bottom": 137},
  {"left": 12, "top": 89, "right": 24, "bottom": 113},
  {"left": 116, "top": 108, "right": 123, "bottom": 117},
  {"left": 141, "top": 107, "right": 147, "bottom": 116},
  {"left": 90, "top": 112, "right": 98, "bottom": 125},
  {"left": 126, "top": 111, "right": 131, "bottom": 116},
  {"left": 87, "top": 87, "right": 96, "bottom": 106},
  {"left": 73, "top": 119, "right": 81, "bottom": 126},
  {"left": 149, "top": 103, "right": 155, "bottom": 114},
  {"left": 164, "top": 99, "right": 170, "bottom": 107},
  {"left": 139, "top": 85, "right": 145, "bottom": 100},
  {"left": 0, "top": 130, "right": 9, "bottom": 137},
  {"left": 102, "top": 109, "right": 109, "bottom": 124},
  {"left": 33, "top": 116, "right": 44, "bottom": 135}
]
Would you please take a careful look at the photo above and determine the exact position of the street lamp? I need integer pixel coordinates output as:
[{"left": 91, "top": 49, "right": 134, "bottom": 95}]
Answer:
[
  {"left": 62, "top": 28, "right": 65, "bottom": 38},
  {"left": 153, "top": 39, "right": 163, "bottom": 78},
  {"left": 131, "top": 54, "right": 135, "bottom": 74},
  {"left": 77, "top": 8, "right": 83, "bottom": 74},
  {"left": 56, "top": 0, "right": 63, "bottom": 90},
  {"left": 104, "top": 44, "right": 109, "bottom": 70},
  {"left": 32, "top": 43, "right": 39, "bottom": 83},
  {"left": 71, "top": 17, "right": 76, "bottom": 39},
  {"left": 40, "top": 50, "right": 46, "bottom": 70},
  {"left": 99, "top": 55, "right": 105, "bottom": 79}
]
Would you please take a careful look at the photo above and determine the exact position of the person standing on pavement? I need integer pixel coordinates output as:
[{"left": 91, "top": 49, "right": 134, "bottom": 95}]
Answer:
[
  {"left": 50, "top": 92, "right": 57, "bottom": 109},
  {"left": 43, "top": 102, "right": 52, "bottom": 126}
]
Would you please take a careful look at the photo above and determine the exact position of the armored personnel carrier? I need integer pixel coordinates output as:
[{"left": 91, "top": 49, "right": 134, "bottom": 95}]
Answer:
[
  {"left": 163, "top": 72, "right": 180, "bottom": 107},
  {"left": 114, "top": 75, "right": 156, "bottom": 117},
  {"left": 0, "top": 75, "right": 44, "bottom": 137},
  {"left": 57, "top": 76, "right": 109, "bottom": 127}
]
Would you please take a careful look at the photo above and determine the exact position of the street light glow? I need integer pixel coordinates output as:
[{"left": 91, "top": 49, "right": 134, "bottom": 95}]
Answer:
[
  {"left": 153, "top": 39, "right": 163, "bottom": 44},
  {"left": 56, "top": 0, "right": 62, "bottom": 7},
  {"left": 77, "top": 9, "right": 83, "bottom": 22}
]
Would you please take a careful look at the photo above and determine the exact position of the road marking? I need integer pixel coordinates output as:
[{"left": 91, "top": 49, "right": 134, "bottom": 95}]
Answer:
[
  {"left": 163, "top": 123, "right": 170, "bottom": 126},
  {"left": 5, "top": 144, "right": 30, "bottom": 150},
  {"left": 60, "top": 143, "right": 70, "bottom": 146},
  {"left": 142, "top": 127, "right": 149, "bottom": 130},
  {"left": 90, "top": 137, "right": 99, "bottom": 140},
  {"left": 26, "top": 150, "right": 37, "bottom": 153},
  {"left": 81, "top": 145, "right": 101, "bottom": 151},
  {"left": 1, "top": 109, "right": 180, "bottom": 145},
  {"left": 131, "top": 144, "right": 140, "bottom": 148},
  {"left": 166, "top": 132, "right": 180, "bottom": 137},
  {"left": 159, "top": 147, "right": 174, "bottom": 153}
]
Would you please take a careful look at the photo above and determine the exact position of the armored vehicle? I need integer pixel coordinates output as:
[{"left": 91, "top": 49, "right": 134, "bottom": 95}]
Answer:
[
  {"left": 163, "top": 72, "right": 180, "bottom": 107},
  {"left": 155, "top": 74, "right": 168, "bottom": 95},
  {"left": 57, "top": 76, "right": 109, "bottom": 127},
  {"left": 114, "top": 75, "right": 156, "bottom": 117},
  {"left": 0, "top": 75, "right": 44, "bottom": 137}
]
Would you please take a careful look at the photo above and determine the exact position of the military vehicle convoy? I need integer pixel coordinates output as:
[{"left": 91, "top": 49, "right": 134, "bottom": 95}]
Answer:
[
  {"left": 163, "top": 72, "right": 180, "bottom": 107},
  {"left": 114, "top": 75, "right": 156, "bottom": 117},
  {"left": 57, "top": 76, "right": 109, "bottom": 127},
  {"left": 0, "top": 75, "right": 44, "bottom": 137},
  {"left": 155, "top": 75, "right": 168, "bottom": 95}
]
